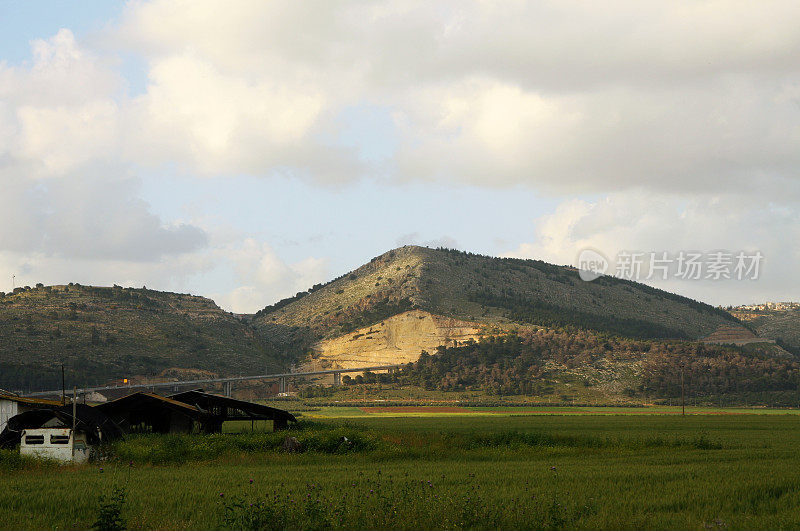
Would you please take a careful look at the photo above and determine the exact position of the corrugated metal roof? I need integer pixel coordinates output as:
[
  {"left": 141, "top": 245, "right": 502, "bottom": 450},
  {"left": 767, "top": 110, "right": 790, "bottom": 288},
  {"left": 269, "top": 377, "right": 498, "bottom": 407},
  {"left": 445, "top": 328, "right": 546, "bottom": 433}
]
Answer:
[
  {"left": 168, "top": 390, "right": 297, "bottom": 422},
  {"left": 0, "top": 393, "right": 62, "bottom": 407},
  {"left": 96, "top": 391, "right": 204, "bottom": 414}
]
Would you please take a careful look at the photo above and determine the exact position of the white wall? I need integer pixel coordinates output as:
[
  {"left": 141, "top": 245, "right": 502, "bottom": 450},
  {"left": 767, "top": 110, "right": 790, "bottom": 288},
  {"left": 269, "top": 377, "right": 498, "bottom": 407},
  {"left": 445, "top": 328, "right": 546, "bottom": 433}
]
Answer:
[
  {"left": 20, "top": 428, "right": 90, "bottom": 463},
  {"left": 0, "top": 399, "right": 19, "bottom": 433}
]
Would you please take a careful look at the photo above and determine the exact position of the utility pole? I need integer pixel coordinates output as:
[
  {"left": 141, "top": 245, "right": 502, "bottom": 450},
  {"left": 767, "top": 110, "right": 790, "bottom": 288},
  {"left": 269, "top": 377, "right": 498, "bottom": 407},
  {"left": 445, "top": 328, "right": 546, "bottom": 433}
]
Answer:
[
  {"left": 681, "top": 364, "right": 685, "bottom": 416},
  {"left": 71, "top": 386, "right": 77, "bottom": 460},
  {"left": 61, "top": 365, "right": 66, "bottom": 406}
]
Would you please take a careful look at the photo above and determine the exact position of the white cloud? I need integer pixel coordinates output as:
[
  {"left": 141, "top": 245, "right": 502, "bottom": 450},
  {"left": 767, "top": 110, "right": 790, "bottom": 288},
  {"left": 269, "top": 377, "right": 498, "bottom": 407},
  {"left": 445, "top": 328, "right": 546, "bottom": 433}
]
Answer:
[
  {"left": 0, "top": 172, "right": 207, "bottom": 261},
  {"left": 0, "top": 248, "right": 216, "bottom": 296},
  {"left": 105, "top": 1, "right": 800, "bottom": 195},
  {"left": 215, "top": 238, "right": 328, "bottom": 313},
  {"left": 508, "top": 192, "right": 800, "bottom": 305},
  {"left": 0, "top": 30, "right": 208, "bottom": 264},
  {"left": 0, "top": 29, "right": 122, "bottom": 178},
  {"left": 396, "top": 232, "right": 459, "bottom": 249},
  {"left": 3, "top": 2, "right": 800, "bottom": 310},
  {"left": 126, "top": 52, "right": 355, "bottom": 179},
  {"left": 5, "top": 3, "right": 800, "bottom": 194}
]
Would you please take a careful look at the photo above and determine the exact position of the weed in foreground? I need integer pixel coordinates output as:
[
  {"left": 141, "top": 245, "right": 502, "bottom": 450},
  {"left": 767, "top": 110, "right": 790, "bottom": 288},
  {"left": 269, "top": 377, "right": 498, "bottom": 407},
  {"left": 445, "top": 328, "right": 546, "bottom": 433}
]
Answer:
[{"left": 91, "top": 485, "right": 127, "bottom": 531}]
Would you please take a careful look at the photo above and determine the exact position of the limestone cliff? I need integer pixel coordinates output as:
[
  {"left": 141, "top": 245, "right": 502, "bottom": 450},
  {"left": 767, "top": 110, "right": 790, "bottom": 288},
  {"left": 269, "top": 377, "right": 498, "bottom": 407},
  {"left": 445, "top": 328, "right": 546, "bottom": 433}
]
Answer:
[{"left": 302, "top": 310, "right": 485, "bottom": 370}]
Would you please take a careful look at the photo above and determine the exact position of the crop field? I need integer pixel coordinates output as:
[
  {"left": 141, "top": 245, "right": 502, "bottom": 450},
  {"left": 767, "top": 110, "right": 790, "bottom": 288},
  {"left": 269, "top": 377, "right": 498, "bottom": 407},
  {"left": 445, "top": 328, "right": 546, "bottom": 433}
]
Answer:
[
  {"left": 2, "top": 412, "right": 800, "bottom": 529},
  {"left": 304, "top": 405, "right": 800, "bottom": 419}
]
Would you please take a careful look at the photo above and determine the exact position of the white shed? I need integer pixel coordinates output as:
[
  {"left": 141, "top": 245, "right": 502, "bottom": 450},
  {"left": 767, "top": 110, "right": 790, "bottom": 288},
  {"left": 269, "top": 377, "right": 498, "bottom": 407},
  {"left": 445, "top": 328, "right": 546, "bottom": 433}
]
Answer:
[{"left": 20, "top": 427, "right": 91, "bottom": 463}]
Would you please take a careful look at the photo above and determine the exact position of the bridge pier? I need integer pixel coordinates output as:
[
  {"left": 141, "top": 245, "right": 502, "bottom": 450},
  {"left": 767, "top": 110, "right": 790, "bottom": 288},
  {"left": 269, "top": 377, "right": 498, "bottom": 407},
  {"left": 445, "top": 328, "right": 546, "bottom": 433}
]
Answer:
[
  {"left": 333, "top": 372, "right": 341, "bottom": 386},
  {"left": 224, "top": 381, "right": 233, "bottom": 397},
  {"left": 279, "top": 377, "right": 286, "bottom": 394}
]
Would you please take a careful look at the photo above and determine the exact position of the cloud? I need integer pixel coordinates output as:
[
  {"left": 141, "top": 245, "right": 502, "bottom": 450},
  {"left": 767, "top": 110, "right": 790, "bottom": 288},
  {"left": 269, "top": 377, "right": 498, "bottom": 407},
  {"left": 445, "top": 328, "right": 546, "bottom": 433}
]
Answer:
[
  {"left": 0, "top": 173, "right": 207, "bottom": 261},
  {"left": 508, "top": 191, "right": 800, "bottom": 305},
  {"left": 0, "top": 30, "right": 208, "bottom": 264},
  {"left": 3, "top": 2, "right": 800, "bottom": 311},
  {"left": 7, "top": 3, "right": 793, "bottom": 195},
  {"left": 0, "top": 29, "right": 122, "bottom": 178},
  {"left": 110, "top": 1, "right": 800, "bottom": 196},
  {"left": 396, "top": 232, "right": 459, "bottom": 249},
  {"left": 214, "top": 238, "right": 328, "bottom": 313},
  {"left": 125, "top": 52, "right": 361, "bottom": 181}
]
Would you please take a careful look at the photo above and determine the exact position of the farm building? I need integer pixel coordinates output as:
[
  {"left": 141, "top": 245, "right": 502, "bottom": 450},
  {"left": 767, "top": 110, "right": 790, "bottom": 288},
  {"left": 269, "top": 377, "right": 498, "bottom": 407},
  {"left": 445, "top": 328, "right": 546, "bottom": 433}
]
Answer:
[
  {"left": 0, "top": 390, "right": 297, "bottom": 462},
  {"left": 20, "top": 428, "right": 91, "bottom": 463},
  {"left": 95, "top": 392, "right": 206, "bottom": 434},
  {"left": 0, "top": 393, "right": 63, "bottom": 434},
  {"left": 167, "top": 390, "right": 298, "bottom": 432}
]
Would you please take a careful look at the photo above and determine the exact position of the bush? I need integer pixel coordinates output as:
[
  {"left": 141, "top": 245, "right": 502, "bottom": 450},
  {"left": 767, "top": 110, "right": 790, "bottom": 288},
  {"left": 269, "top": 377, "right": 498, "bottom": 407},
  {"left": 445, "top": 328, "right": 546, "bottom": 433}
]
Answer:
[{"left": 91, "top": 486, "right": 126, "bottom": 531}]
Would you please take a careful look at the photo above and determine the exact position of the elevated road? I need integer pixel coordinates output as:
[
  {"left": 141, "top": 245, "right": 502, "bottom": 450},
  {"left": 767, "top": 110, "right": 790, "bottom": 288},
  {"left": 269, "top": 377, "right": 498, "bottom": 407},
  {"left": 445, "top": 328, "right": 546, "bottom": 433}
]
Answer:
[{"left": 22, "top": 364, "right": 403, "bottom": 398}]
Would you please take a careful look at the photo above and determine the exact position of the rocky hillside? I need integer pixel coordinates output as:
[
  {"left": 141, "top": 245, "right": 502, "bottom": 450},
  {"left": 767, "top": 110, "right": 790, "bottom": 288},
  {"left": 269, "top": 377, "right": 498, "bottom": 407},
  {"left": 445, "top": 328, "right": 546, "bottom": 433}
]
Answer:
[
  {"left": 255, "top": 246, "right": 747, "bottom": 368},
  {"left": 305, "top": 310, "right": 484, "bottom": 371},
  {"left": 0, "top": 284, "right": 286, "bottom": 392},
  {"left": 731, "top": 304, "right": 800, "bottom": 355},
  {"left": 341, "top": 329, "right": 800, "bottom": 407},
  {"left": 1, "top": 248, "right": 757, "bottom": 393}
]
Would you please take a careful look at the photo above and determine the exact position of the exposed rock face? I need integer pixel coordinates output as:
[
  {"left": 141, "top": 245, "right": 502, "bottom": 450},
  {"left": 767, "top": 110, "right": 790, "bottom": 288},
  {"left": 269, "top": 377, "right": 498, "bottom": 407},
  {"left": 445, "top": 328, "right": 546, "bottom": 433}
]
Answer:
[
  {"left": 700, "top": 324, "right": 759, "bottom": 344},
  {"left": 303, "top": 310, "right": 485, "bottom": 370}
]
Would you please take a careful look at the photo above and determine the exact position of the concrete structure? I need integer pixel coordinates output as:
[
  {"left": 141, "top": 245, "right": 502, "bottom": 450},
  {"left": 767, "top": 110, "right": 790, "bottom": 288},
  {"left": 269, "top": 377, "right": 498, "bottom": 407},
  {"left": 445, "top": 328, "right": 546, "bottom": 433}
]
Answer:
[
  {"left": 22, "top": 365, "right": 402, "bottom": 399},
  {"left": 20, "top": 427, "right": 90, "bottom": 463}
]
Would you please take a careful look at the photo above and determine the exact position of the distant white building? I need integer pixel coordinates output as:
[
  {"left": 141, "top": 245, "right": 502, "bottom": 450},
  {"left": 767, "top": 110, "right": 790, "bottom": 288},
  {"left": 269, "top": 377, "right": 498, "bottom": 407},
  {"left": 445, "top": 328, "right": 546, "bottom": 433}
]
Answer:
[{"left": 734, "top": 302, "right": 800, "bottom": 312}]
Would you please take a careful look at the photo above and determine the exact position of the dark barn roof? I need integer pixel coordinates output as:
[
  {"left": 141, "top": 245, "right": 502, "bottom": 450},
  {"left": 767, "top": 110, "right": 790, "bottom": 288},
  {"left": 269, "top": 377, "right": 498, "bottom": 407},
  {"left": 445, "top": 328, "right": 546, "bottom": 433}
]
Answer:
[
  {"left": 95, "top": 392, "right": 208, "bottom": 435},
  {"left": 168, "top": 390, "right": 297, "bottom": 423},
  {"left": 0, "top": 393, "right": 63, "bottom": 407},
  {"left": 96, "top": 392, "right": 204, "bottom": 418}
]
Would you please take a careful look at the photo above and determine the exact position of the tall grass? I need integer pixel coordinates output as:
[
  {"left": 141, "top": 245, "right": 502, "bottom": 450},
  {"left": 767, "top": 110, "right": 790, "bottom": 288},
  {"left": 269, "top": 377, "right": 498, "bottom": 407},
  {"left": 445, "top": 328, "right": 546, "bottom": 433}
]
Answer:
[
  {"left": 1, "top": 415, "right": 797, "bottom": 529},
  {"left": 107, "top": 420, "right": 723, "bottom": 466}
]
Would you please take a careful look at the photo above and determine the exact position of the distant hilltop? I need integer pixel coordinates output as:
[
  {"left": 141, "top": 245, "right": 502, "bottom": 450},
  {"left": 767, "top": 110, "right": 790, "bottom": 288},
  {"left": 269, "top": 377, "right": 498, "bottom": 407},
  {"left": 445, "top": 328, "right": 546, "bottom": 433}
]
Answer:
[{"left": 730, "top": 302, "right": 800, "bottom": 312}]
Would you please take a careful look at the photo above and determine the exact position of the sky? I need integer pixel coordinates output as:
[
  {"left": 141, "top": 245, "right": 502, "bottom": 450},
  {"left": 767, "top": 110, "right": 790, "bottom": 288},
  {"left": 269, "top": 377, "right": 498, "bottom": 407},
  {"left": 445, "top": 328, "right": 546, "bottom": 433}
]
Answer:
[{"left": 0, "top": 1, "right": 798, "bottom": 313}]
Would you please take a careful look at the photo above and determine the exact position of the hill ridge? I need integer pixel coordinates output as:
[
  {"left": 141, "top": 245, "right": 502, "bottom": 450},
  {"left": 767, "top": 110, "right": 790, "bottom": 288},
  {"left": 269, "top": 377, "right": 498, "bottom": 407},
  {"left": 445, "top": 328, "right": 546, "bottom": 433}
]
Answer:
[
  {"left": 255, "top": 245, "right": 744, "bottom": 344},
  {"left": 0, "top": 283, "right": 286, "bottom": 392}
]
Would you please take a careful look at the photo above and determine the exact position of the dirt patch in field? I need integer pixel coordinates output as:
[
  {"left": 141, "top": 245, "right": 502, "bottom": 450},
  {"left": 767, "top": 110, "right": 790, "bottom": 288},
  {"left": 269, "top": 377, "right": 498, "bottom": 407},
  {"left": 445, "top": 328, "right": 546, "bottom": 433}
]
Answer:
[{"left": 360, "top": 406, "right": 465, "bottom": 413}]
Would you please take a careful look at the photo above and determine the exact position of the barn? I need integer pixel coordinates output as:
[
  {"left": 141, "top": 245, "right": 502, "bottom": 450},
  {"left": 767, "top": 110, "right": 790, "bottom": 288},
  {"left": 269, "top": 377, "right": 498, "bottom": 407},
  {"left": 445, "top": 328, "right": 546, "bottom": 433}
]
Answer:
[
  {"left": 0, "top": 390, "right": 297, "bottom": 461},
  {"left": 0, "top": 393, "right": 63, "bottom": 434}
]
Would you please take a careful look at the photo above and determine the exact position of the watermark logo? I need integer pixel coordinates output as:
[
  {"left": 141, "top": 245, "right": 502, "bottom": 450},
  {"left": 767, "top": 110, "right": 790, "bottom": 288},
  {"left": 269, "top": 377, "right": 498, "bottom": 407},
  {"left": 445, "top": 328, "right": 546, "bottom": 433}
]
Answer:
[
  {"left": 576, "top": 248, "right": 763, "bottom": 282},
  {"left": 576, "top": 248, "right": 609, "bottom": 281}
]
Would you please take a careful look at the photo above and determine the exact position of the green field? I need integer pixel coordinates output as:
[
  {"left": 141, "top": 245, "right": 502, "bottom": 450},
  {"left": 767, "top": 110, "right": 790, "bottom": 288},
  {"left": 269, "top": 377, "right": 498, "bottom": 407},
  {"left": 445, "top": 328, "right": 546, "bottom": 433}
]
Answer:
[
  {"left": 3, "top": 411, "right": 800, "bottom": 529},
  {"left": 303, "top": 405, "right": 800, "bottom": 419}
]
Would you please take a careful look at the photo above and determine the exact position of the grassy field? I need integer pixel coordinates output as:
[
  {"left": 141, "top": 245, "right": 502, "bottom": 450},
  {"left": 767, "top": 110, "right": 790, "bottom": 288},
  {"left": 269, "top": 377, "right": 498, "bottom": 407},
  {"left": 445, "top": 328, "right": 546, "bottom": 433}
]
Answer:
[
  {"left": 301, "top": 405, "right": 800, "bottom": 419},
  {"left": 2, "top": 412, "right": 800, "bottom": 529}
]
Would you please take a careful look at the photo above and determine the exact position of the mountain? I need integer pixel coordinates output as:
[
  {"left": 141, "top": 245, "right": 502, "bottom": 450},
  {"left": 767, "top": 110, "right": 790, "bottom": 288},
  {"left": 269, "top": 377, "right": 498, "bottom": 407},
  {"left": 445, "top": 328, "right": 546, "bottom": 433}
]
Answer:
[
  {"left": 254, "top": 246, "right": 748, "bottom": 370},
  {"left": 1, "top": 247, "right": 758, "bottom": 393},
  {"left": 0, "top": 284, "right": 286, "bottom": 392}
]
